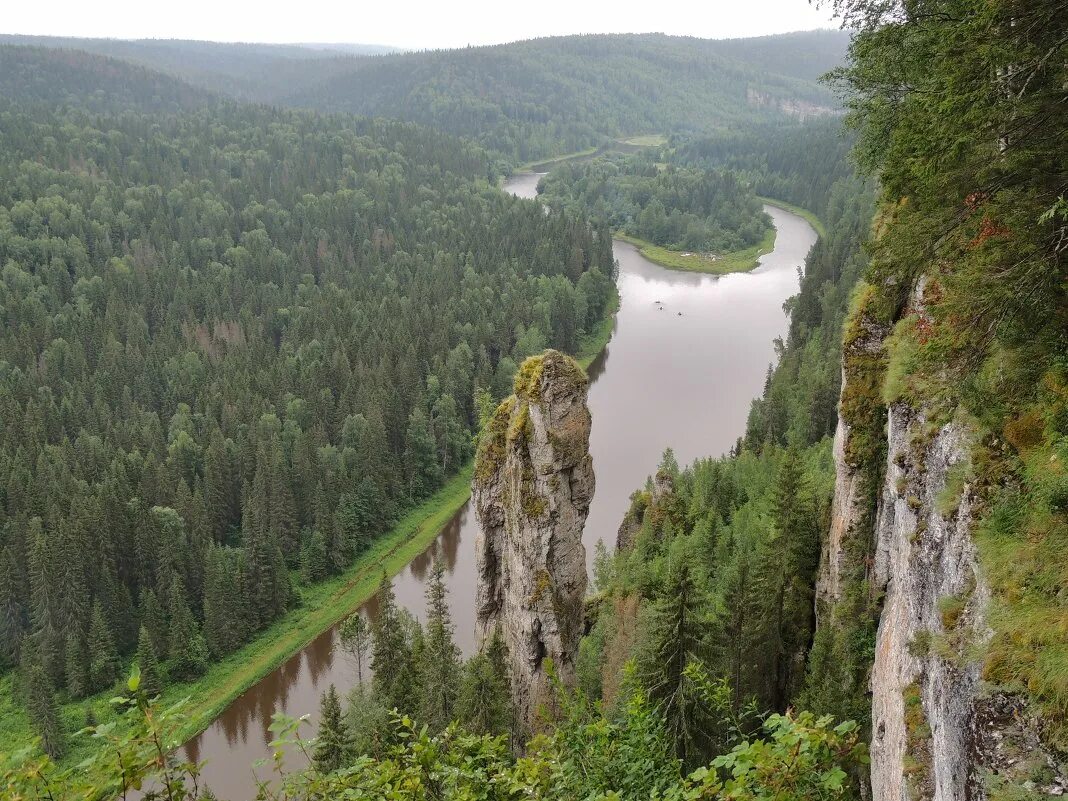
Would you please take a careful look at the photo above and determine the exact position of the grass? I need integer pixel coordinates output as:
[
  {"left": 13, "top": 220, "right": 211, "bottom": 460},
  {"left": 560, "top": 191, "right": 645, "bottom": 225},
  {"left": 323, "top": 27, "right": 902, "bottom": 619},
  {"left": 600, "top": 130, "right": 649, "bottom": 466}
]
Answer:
[
  {"left": 0, "top": 468, "right": 474, "bottom": 771},
  {"left": 576, "top": 287, "right": 620, "bottom": 368},
  {"left": 621, "top": 134, "right": 667, "bottom": 147},
  {"left": 519, "top": 146, "right": 600, "bottom": 173},
  {"left": 615, "top": 224, "right": 777, "bottom": 275},
  {"left": 757, "top": 196, "right": 828, "bottom": 239}
]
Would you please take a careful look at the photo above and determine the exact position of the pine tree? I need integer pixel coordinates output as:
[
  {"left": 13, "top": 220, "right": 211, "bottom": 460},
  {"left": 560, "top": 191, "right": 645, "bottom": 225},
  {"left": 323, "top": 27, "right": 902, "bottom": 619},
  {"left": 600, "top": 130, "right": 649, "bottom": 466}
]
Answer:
[
  {"left": 87, "top": 599, "right": 120, "bottom": 692},
  {"left": 313, "top": 684, "right": 351, "bottom": 774},
  {"left": 135, "top": 625, "right": 164, "bottom": 697},
  {"left": 417, "top": 561, "right": 461, "bottom": 731}
]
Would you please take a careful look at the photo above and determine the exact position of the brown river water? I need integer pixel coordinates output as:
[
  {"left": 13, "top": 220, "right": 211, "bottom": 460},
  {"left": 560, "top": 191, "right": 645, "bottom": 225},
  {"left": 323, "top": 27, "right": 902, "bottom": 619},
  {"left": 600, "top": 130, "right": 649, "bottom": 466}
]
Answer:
[{"left": 181, "top": 172, "right": 818, "bottom": 798}]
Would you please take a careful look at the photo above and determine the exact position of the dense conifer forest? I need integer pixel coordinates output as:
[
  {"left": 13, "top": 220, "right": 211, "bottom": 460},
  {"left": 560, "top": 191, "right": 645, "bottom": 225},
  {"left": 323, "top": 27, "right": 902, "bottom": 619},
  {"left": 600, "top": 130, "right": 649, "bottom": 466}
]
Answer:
[
  {"left": 0, "top": 45, "right": 615, "bottom": 760},
  {"left": 537, "top": 152, "right": 772, "bottom": 255},
  {"left": 3, "top": 0, "right": 1065, "bottom": 797}
]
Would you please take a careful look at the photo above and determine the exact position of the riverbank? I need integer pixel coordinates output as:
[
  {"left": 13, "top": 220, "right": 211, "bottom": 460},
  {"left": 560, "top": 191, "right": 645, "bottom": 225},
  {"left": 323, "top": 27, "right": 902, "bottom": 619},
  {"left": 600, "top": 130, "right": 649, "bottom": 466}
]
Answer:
[
  {"left": 757, "top": 196, "right": 827, "bottom": 239},
  {"left": 0, "top": 468, "right": 475, "bottom": 771},
  {"left": 615, "top": 224, "right": 777, "bottom": 276}
]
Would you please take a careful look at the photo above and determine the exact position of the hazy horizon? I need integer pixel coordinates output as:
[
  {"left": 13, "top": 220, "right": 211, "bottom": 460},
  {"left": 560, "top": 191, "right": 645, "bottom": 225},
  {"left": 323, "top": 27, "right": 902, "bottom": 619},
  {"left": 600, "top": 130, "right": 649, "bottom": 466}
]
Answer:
[{"left": 3, "top": 0, "right": 838, "bottom": 51}]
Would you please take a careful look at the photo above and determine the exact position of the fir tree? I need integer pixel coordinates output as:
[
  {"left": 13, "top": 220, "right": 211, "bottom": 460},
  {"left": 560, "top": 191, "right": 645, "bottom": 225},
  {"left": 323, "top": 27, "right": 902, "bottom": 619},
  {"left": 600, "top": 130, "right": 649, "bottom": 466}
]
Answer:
[
  {"left": 166, "top": 577, "right": 208, "bottom": 682},
  {"left": 64, "top": 631, "right": 88, "bottom": 700},
  {"left": 417, "top": 561, "right": 461, "bottom": 731},
  {"left": 458, "top": 628, "right": 512, "bottom": 737},
  {"left": 87, "top": 600, "right": 120, "bottom": 692},
  {"left": 135, "top": 625, "right": 164, "bottom": 697},
  {"left": 300, "top": 528, "right": 330, "bottom": 584},
  {"left": 24, "top": 658, "right": 65, "bottom": 758},
  {"left": 636, "top": 547, "right": 714, "bottom": 769},
  {"left": 370, "top": 575, "right": 417, "bottom": 712},
  {"left": 139, "top": 587, "right": 168, "bottom": 661},
  {"left": 313, "top": 684, "right": 352, "bottom": 774}
]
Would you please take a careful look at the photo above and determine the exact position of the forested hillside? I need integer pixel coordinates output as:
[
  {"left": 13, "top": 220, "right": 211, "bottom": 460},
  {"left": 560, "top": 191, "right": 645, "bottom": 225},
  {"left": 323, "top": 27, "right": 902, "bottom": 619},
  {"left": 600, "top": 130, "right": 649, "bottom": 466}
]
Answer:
[
  {"left": 0, "top": 45, "right": 216, "bottom": 113},
  {"left": 0, "top": 35, "right": 382, "bottom": 103},
  {"left": 0, "top": 32, "right": 845, "bottom": 164},
  {"left": 0, "top": 46, "right": 615, "bottom": 763},
  {"left": 287, "top": 34, "right": 842, "bottom": 161}
]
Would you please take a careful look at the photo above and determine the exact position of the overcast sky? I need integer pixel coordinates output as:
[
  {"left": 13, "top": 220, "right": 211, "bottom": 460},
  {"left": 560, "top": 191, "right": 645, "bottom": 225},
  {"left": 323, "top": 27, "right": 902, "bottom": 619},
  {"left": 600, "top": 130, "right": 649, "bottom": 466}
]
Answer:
[{"left": 4, "top": 0, "right": 839, "bottom": 50}]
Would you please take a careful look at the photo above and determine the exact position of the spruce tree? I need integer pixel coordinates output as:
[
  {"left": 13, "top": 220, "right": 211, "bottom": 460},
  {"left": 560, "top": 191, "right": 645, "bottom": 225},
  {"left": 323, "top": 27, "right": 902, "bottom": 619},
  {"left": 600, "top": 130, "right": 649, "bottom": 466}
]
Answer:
[
  {"left": 135, "top": 625, "right": 164, "bottom": 697},
  {"left": 636, "top": 547, "right": 714, "bottom": 769},
  {"left": 167, "top": 577, "right": 208, "bottom": 682},
  {"left": 370, "top": 575, "right": 416, "bottom": 712},
  {"left": 458, "top": 628, "right": 512, "bottom": 737},
  {"left": 300, "top": 528, "right": 329, "bottom": 584},
  {"left": 139, "top": 587, "right": 168, "bottom": 661},
  {"left": 313, "top": 684, "right": 351, "bottom": 774},
  {"left": 417, "top": 561, "right": 461, "bottom": 731},
  {"left": 64, "top": 631, "right": 88, "bottom": 699},
  {"left": 25, "top": 659, "right": 65, "bottom": 758},
  {"left": 87, "top": 600, "right": 120, "bottom": 692}
]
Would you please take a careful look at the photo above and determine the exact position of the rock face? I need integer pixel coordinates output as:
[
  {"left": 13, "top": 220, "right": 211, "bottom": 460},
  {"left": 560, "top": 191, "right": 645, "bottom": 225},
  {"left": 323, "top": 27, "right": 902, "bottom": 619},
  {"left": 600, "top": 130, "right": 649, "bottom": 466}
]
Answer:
[
  {"left": 819, "top": 280, "right": 1065, "bottom": 801},
  {"left": 473, "top": 350, "right": 593, "bottom": 735},
  {"left": 869, "top": 406, "right": 987, "bottom": 801}
]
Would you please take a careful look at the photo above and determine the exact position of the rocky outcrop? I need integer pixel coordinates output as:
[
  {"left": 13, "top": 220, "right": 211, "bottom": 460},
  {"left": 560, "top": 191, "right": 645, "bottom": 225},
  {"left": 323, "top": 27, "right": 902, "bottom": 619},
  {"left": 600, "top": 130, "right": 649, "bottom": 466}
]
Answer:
[
  {"left": 869, "top": 406, "right": 986, "bottom": 801},
  {"left": 473, "top": 350, "right": 593, "bottom": 736},
  {"left": 819, "top": 280, "right": 1065, "bottom": 801}
]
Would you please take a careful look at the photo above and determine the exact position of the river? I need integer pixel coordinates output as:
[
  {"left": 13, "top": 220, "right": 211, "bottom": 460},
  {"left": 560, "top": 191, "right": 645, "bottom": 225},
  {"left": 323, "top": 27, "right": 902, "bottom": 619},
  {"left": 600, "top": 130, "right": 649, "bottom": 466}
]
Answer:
[{"left": 182, "top": 172, "right": 818, "bottom": 798}]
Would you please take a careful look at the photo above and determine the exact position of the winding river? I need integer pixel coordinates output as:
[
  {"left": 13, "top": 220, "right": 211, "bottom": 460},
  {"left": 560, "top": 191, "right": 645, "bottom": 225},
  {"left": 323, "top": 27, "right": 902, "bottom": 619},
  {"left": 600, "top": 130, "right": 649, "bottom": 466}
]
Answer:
[{"left": 183, "top": 173, "right": 818, "bottom": 799}]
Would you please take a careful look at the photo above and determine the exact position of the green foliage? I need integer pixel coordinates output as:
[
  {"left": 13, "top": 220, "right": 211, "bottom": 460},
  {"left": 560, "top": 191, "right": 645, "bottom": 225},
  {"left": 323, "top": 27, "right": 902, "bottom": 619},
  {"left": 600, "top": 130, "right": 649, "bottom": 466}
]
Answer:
[
  {"left": 313, "top": 684, "right": 354, "bottom": 774},
  {"left": 134, "top": 626, "right": 164, "bottom": 699},
  {"left": 539, "top": 152, "right": 772, "bottom": 256},
  {"left": 828, "top": 0, "right": 1068, "bottom": 750}
]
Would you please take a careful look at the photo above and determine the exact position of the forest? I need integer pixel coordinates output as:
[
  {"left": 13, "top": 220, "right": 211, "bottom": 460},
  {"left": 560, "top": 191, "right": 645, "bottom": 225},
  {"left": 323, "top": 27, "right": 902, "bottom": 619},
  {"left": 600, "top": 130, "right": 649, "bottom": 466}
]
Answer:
[
  {"left": 4, "top": 0, "right": 1067, "bottom": 798},
  {"left": 0, "top": 31, "right": 847, "bottom": 162},
  {"left": 0, "top": 45, "right": 616, "bottom": 766},
  {"left": 537, "top": 152, "right": 772, "bottom": 256}
]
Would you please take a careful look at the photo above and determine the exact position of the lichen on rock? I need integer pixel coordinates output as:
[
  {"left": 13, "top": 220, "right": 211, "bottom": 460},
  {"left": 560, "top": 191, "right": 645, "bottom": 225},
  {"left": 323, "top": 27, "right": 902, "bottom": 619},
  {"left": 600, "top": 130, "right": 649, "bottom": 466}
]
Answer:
[{"left": 473, "top": 349, "right": 594, "bottom": 737}]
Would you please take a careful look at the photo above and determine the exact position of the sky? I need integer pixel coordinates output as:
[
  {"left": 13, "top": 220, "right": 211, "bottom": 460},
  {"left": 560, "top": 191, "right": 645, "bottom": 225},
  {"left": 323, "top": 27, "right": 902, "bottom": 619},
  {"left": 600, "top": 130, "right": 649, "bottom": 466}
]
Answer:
[{"left": 3, "top": 0, "right": 839, "bottom": 50}]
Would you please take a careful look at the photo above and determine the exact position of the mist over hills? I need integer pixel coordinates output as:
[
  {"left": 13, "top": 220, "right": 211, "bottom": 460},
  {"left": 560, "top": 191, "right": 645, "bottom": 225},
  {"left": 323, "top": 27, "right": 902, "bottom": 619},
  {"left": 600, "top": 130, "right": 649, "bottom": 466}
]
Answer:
[{"left": 0, "top": 30, "right": 848, "bottom": 161}]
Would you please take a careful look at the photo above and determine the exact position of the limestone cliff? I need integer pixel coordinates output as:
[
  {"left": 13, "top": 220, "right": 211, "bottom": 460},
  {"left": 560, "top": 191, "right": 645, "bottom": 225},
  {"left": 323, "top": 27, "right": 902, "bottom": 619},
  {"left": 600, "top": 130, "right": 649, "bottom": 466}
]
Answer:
[
  {"left": 818, "top": 280, "right": 1066, "bottom": 801},
  {"left": 473, "top": 350, "right": 593, "bottom": 735}
]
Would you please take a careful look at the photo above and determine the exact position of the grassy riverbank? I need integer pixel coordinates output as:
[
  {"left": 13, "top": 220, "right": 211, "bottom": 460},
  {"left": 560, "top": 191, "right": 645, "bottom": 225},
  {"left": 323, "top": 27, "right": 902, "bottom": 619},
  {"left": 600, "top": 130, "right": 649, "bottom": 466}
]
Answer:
[
  {"left": 0, "top": 467, "right": 475, "bottom": 771},
  {"left": 615, "top": 224, "right": 777, "bottom": 275},
  {"left": 519, "top": 146, "right": 600, "bottom": 173},
  {"left": 577, "top": 287, "right": 620, "bottom": 368},
  {"left": 757, "top": 196, "right": 827, "bottom": 239}
]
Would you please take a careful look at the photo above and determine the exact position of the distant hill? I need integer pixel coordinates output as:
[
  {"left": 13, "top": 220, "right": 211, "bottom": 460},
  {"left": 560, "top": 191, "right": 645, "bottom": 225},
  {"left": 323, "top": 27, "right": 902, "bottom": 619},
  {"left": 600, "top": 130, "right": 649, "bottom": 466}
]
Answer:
[
  {"left": 0, "top": 35, "right": 369, "bottom": 102},
  {"left": 0, "top": 45, "right": 216, "bottom": 113},
  {"left": 0, "top": 31, "right": 849, "bottom": 162},
  {"left": 283, "top": 33, "right": 847, "bottom": 161}
]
